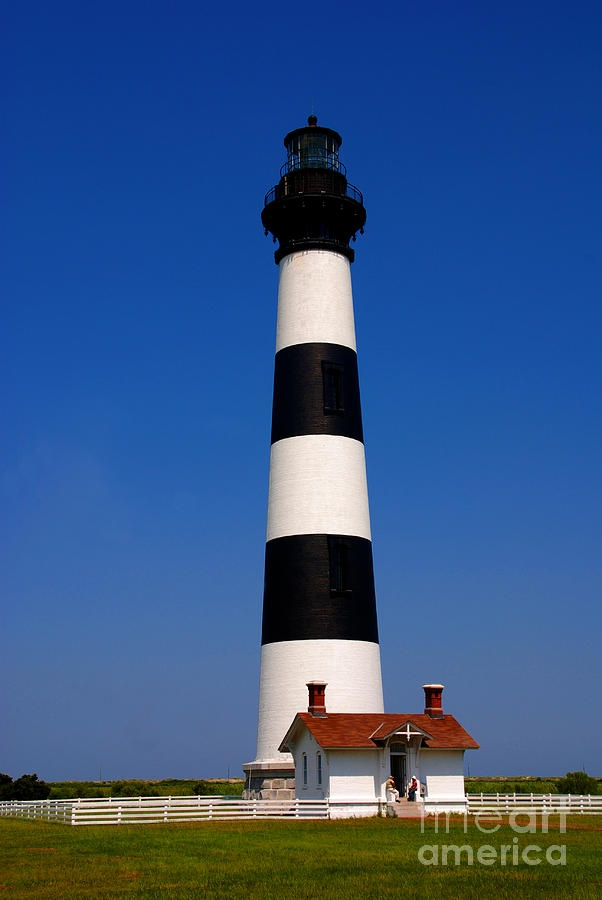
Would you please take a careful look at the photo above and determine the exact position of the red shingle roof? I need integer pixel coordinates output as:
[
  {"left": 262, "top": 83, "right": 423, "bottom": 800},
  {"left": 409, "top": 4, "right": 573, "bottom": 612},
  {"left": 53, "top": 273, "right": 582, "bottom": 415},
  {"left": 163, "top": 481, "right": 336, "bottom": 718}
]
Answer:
[{"left": 280, "top": 713, "right": 479, "bottom": 751}]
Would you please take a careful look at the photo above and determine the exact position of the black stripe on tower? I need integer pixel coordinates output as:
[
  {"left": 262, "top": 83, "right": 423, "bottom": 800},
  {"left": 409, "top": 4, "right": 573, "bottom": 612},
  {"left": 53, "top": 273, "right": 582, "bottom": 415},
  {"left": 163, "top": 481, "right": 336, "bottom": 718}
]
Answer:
[
  {"left": 261, "top": 534, "right": 379, "bottom": 644},
  {"left": 271, "top": 343, "right": 363, "bottom": 444}
]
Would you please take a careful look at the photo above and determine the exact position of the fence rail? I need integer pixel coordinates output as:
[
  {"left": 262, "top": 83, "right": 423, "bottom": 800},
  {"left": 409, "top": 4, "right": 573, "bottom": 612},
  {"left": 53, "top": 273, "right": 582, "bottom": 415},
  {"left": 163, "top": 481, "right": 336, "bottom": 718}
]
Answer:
[
  {"left": 0, "top": 796, "right": 330, "bottom": 825},
  {"left": 0, "top": 799, "right": 73, "bottom": 824}
]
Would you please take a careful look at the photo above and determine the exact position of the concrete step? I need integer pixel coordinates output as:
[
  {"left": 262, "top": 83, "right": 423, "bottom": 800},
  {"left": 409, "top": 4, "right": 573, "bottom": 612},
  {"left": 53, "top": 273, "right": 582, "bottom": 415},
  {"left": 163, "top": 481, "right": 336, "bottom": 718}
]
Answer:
[{"left": 388, "top": 800, "right": 423, "bottom": 818}]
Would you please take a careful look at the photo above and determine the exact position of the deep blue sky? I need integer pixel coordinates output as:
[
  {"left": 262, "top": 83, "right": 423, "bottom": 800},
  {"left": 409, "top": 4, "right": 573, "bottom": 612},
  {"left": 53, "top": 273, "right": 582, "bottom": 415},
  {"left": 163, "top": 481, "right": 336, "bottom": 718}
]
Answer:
[{"left": 2, "top": 1, "right": 600, "bottom": 781}]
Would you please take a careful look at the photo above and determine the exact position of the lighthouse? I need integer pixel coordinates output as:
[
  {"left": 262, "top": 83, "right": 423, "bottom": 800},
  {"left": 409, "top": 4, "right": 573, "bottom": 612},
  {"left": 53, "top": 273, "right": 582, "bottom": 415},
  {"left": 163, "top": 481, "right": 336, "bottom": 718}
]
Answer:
[{"left": 243, "top": 117, "right": 384, "bottom": 799}]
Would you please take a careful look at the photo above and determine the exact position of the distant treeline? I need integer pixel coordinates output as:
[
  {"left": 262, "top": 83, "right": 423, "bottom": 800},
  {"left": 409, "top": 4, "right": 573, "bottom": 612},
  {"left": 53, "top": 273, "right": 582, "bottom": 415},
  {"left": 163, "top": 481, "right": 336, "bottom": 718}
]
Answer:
[
  {"left": 465, "top": 773, "right": 600, "bottom": 794},
  {"left": 2, "top": 772, "right": 599, "bottom": 800},
  {"left": 47, "top": 778, "right": 246, "bottom": 799}
]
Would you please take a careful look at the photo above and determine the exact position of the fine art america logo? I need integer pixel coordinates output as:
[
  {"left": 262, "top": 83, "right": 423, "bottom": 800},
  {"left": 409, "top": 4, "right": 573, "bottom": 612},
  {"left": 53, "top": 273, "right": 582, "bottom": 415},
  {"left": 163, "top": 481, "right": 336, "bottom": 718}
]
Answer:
[{"left": 418, "top": 810, "right": 567, "bottom": 867}]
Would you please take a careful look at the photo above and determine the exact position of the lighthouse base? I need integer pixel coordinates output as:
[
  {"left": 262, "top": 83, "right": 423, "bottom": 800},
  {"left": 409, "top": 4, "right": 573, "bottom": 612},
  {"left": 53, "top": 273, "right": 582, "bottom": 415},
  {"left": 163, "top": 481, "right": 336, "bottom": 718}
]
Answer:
[{"left": 242, "top": 761, "right": 295, "bottom": 800}]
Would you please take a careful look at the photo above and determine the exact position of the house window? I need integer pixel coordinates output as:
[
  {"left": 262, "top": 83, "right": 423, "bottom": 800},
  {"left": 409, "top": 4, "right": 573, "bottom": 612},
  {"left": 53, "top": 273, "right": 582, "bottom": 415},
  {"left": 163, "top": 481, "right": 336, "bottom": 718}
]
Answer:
[
  {"left": 322, "top": 362, "right": 344, "bottom": 414},
  {"left": 317, "top": 753, "right": 322, "bottom": 785},
  {"left": 329, "top": 539, "right": 351, "bottom": 594},
  {"left": 302, "top": 753, "right": 308, "bottom": 786}
]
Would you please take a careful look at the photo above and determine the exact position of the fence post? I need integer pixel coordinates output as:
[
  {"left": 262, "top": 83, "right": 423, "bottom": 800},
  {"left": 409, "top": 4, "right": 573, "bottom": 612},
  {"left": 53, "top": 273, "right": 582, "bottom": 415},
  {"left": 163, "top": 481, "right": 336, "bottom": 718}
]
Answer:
[{"left": 118, "top": 805, "right": 122, "bottom": 825}]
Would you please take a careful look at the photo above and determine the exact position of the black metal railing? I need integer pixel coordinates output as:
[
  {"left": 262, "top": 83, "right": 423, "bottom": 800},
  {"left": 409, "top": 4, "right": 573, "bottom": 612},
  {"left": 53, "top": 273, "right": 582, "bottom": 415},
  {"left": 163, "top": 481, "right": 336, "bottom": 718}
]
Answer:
[
  {"left": 280, "top": 156, "right": 347, "bottom": 177},
  {"left": 264, "top": 180, "right": 363, "bottom": 207}
]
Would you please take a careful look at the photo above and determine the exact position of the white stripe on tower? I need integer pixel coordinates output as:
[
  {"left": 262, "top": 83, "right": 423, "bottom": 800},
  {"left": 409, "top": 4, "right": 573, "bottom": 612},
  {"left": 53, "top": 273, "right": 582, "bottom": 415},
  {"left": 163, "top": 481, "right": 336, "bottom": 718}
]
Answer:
[
  {"left": 275, "top": 251, "right": 357, "bottom": 352},
  {"left": 267, "top": 434, "right": 371, "bottom": 542},
  {"left": 256, "top": 639, "right": 383, "bottom": 763}
]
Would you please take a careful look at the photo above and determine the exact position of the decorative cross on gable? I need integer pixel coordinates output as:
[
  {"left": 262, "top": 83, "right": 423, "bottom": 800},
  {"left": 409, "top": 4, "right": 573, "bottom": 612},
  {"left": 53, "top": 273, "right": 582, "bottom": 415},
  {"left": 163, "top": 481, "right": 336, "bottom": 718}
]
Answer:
[{"left": 393, "top": 721, "right": 427, "bottom": 742}]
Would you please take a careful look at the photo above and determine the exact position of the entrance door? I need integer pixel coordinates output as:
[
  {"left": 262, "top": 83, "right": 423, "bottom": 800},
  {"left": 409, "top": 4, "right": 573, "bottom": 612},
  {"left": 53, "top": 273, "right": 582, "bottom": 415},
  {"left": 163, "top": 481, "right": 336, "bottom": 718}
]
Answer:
[{"left": 390, "top": 754, "right": 406, "bottom": 793}]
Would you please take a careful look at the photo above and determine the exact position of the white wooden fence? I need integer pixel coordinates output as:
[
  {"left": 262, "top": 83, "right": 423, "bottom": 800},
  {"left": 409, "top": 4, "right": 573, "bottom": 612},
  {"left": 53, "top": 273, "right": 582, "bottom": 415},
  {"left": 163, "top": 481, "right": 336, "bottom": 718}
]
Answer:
[
  {"left": 2, "top": 793, "right": 600, "bottom": 825},
  {"left": 0, "top": 796, "right": 330, "bottom": 825},
  {"left": 467, "top": 793, "right": 602, "bottom": 815},
  {"left": 0, "top": 799, "right": 74, "bottom": 824}
]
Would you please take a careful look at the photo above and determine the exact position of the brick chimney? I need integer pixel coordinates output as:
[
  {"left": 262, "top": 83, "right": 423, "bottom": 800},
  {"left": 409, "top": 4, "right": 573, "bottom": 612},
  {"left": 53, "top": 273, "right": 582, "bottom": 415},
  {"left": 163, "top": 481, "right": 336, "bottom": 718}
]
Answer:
[
  {"left": 423, "top": 684, "right": 444, "bottom": 718},
  {"left": 307, "top": 681, "right": 327, "bottom": 717}
]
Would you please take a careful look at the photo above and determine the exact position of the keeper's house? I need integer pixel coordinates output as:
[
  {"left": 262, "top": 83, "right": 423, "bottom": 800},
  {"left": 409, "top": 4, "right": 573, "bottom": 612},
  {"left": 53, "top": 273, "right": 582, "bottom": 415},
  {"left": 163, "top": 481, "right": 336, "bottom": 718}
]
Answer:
[{"left": 279, "top": 683, "right": 479, "bottom": 818}]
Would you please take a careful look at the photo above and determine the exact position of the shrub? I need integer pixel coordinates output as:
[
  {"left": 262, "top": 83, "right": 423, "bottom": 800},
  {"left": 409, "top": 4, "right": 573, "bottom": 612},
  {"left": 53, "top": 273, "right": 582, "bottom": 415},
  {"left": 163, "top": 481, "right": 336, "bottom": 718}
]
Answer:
[
  {"left": 556, "top": 771, "right": 599, "bottom": 795},
  {"left": 71, "top": 785, "right": 106, "bottom": 799},
  {"left": 191, "top": 780, "right": 244, "bottom": 796},
  {"left": 0, "top": 774, "right": 50, "bottom": 800},
  {"left": 464, "top": 780, "right": 558, "bottom": 795},
  {"left": 0, "top": 774, "right": 12, "bottom": 799},
  {"left": 110, "top": 781, "right": 159, "bottom": 797}
]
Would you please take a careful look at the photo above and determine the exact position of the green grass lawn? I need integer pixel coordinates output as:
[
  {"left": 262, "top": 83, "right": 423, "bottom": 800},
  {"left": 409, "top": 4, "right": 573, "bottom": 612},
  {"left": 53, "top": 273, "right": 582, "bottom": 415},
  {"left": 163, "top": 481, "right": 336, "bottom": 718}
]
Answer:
[{"left": 1, "top": 815, "right": 600, "bottom": 899}]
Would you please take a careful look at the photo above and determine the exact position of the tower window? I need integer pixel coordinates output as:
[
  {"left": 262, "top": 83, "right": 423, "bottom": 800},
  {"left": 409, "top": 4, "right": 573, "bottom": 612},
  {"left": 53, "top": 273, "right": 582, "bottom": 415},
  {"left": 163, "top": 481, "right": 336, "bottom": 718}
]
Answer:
[
  {"left": 322, "top": 362, "right": 344, "bottom": 414},
  {"left": 329, "top": 539, "right": 351, "bottom": 594}
]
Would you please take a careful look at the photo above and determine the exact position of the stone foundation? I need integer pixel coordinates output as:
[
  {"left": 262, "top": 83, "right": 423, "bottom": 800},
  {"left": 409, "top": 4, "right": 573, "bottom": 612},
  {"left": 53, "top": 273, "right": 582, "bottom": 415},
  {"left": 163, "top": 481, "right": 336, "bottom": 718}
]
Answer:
[{"left": 242, "top": 762, "right": 295, "bottom": 800}]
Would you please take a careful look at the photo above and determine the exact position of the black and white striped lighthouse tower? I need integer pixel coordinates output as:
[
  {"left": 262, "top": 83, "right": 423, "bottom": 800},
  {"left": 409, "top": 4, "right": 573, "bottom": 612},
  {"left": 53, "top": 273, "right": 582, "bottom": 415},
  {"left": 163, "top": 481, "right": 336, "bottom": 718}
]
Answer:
[{"left": 243, "top": 117, "right": 384, "bottom": 798}]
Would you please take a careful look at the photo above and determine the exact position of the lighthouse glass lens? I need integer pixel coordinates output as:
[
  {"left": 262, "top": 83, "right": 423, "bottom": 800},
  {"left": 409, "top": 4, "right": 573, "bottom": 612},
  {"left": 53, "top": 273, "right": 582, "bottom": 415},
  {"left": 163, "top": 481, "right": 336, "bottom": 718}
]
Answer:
[
  {"left": 300, "top": 133, "right": 327, "bottom": 168},
  {"left": 285, "top": 132, "right": 341, "bottom": 173}
]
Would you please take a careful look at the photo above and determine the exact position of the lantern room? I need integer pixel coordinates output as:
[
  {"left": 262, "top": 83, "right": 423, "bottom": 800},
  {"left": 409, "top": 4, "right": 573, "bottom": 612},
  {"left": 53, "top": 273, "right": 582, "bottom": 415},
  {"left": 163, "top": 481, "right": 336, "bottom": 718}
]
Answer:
[{"left": 282, "top": 115, "right": 344, "bottom": 175}]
